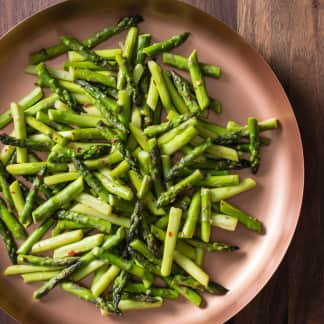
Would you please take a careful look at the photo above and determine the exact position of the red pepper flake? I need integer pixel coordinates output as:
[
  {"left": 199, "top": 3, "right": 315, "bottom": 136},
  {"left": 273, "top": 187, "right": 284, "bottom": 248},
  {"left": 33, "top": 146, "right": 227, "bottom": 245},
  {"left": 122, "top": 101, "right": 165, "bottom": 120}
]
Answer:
[
  {"left": 168, "top": 231, "right": 173, "bottom": 237},
  {"left": 68, "top": 250, "right": 76, "bottom": 257},
  {"left": 36, "top": 175, "right": 42, "bottom": 179},
  {"left": 76, "top": 147, "right": 82, "bottom": 153},
  {"left": 83, "top": 103, "right": 92, "bottom": 108}
]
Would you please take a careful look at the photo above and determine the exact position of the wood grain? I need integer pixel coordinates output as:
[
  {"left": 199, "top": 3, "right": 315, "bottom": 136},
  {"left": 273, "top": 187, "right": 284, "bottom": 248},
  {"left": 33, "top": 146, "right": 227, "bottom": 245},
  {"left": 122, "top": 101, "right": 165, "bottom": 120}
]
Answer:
[{"left": 0, "top": 0, "right": 323, "bottom": 323}]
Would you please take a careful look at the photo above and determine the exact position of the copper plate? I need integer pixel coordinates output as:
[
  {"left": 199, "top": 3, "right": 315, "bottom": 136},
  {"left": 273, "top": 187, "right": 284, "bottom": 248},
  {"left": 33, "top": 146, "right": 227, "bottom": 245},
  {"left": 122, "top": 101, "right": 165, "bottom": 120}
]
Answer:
[{"left": 0, "top": 1, "right": 304, "bottom": 323}]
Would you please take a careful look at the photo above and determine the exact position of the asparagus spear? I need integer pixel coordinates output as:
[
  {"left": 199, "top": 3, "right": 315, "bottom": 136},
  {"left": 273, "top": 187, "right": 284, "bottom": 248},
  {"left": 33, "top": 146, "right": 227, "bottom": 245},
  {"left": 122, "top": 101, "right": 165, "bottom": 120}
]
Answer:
[
  {"left": 188, "top": 50, "right": 210, "bottom": 110},
  {"left": 170, "top": 71, "right": 200, "bottom": 113},
  {"left": 68, "top": 48, "right": 121, "bottom": 62},
  {"left": 36, "top": 63, "right": 81, "bottom": 112},
  {"left": 157, "top": 170, "right": 203, "bottom": 207},
  {"left": 10, "top": 103, "right": 27, "bottom": 163},
  {"left": 54, "top": 233, "right": 104, "bottom": 258},
  {"left": 61, "top": 36, "right": 115, "bottom": 70},
  {"left": 0, "top": 134, "right": 51, "bottom": 152},
  {"left": 220, "top": 200, "right": 263, "bottom": 233},
  {"left": 22, "top": 271, "right": 60, "bottom": 283},
  {"left": 100, "top": 252, "right": 153, "bottom": 281},
  {"left": 180, "top": 191, "right": 201, "bottom": 238},
  {"left": 95, "top": 171, "right": 134, "bottom": 201},
  {"left": 0, "top": 161, "right": 15, "bottom": 211},
  {"left": 76, "top": 80, "right": 128, "bottom": 137},
  {"left": 97, "top": 121, "right": 140, "bottom": 176},
  {"left": 0, "top": 219, "right": 17, "bottom": 264},
  {"left": 172, "top": 274, "right": 228, "bottom": 295},
  {"left": 146, "top": 77, "right": 159, "bottom": 111},
  {"left": 57, "top": 210, "right": 111, "bottom": 234},
  {"left": 17, "top": 255, "right": 79, "bottom": 267},
  {"left": 6, "top": 162, "right": 68, "bottom": 176},
  {"left": 162, "top": 52, "right": 221, "bottom": 78},
  {"left": 75, "top": 193, "right": 112, "bottom": 216},
  {"left": 164, "top": 276, "right": 202, "bottom": 307},
  {"left": 117, "top": 90, "right": 131, "bottom": 126},
  {"left": 148, "top": 61, "right": 175, "bottom": 113},
  {"left": 210, "top": 178, "right": 256, "bottom": 202},
  {"left": 125, "top": 283, "right": 178, "bottom": 299},
  {"left": 33, "top": 260, "right": 83, "bottom": 300},
  {"left": 199, "top": 174, "right": 239, "bottom": 187},
  {"left": 248, "top": 117, "right": 260, "bottom": 173},
  {"left": 135, "top": 34, "right": 151, "bottom": 65},
  {"left": 144, "top": 112, "right": 193, "bottom": 138},
  {"left": 200, "top": 188, "right": 211, "bottom": 243},
  {"left": 161, "top": 207, "right": 182, "bottom": 277},
  {"left": 167, "top": 138, "right": 211, "bottom": 179},
  {"left": 20, "top": 166, "right": 46, "bottom": 225},
  {"left": 115, "top": 54, "right": 140, "bottom": 105},
  {"left": 24, "top": 94, "right": 58, "bottom": 115},
  {"left": 184, "top": 238, "right": 238, "bottom": 252},
  {"left": 17, "top": 218, "right": 55, "bottom": 255},
  {"left": 9, "top": 180, "right": 25, "bottom": 220},
  {"left": 48, "top": 143, "right": 109, "bottom": 163},
  {"left": 32, "top": 177, "right": 84, "bottom": 223},
  {"left": 30, "top": 15, "right": 143, "bottom": 64},
  {"left": 48, "top": 109, "right": 101, "bottom": 128},
  {"left": 209, "top": 213, "right": 238, "bottom": 231},
  {"left": 160, "top": 125, "right": 198, "bottom": 155},
  {"left": 32, "top": 229, "right": 84, "bottom": 253},
  {"left": 91, "top": 264, "right": 120, "bottom": 297},
  {"left": 112, "top": 269, "right": 129, "bottom": 312},
  {"left": 143, "top": 32, "right": 190, "bottom": 57},
  {"left": 173, "top": 250, "right": 209, "bottom": 287},
  {"left": 148, "top": 138, "right": 164, "bottom": 197},
  {"left": 4, "top": 265, "right": 63, "bottom": 275},
  {"left": 0, "top": 144, "right": 16, "bottom": 166},
  {"left": 129, "top": 170, "right": 165, "bottom": 216},
  {"left": 72, "top": 158, "right": 110, "bottom": 203}
]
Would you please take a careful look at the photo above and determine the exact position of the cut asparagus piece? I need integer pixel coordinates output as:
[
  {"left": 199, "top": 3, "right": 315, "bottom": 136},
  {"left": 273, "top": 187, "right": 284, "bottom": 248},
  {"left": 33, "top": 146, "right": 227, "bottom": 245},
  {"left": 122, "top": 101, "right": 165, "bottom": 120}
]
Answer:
[
  {"left": 220, "top": 200, "right": 263, "bottom": 233},
  {"left": 188, "top": 50, "right": 210, "bottom": 110},
  {"left": 31, "top": 229, "right": 84, "bottom": 253},
  {"left": 210, "top": 178, "right": 256, "bottom": 202},
  {"left": 162, "top": 52, "right": 221, "bottom": 78},
  {"left": 32, "top": 177, "right": 84, "bottom": 223},
  {"left": 157, "top": 170, "right": 203, "bottom": 207},
  {"left": 143, "top": 32, "right": 190, "bottom": 57},
  {"left": 161, "top": 207, "right": 182, "bottom": 277}
]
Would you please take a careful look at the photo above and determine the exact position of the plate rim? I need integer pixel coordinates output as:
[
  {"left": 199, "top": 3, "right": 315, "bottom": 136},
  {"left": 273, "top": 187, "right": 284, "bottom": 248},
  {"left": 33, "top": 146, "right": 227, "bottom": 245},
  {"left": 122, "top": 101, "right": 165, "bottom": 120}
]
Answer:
[{"left": 0, "top": 0, "right": 304, "bottom": 323}]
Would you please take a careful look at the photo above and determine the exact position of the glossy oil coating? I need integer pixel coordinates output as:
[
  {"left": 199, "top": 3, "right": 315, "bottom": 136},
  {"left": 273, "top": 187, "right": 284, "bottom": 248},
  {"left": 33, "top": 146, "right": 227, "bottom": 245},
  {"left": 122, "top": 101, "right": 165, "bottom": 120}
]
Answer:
[{"left": 0, "top": 1, "right": 304, "bottom": 323}]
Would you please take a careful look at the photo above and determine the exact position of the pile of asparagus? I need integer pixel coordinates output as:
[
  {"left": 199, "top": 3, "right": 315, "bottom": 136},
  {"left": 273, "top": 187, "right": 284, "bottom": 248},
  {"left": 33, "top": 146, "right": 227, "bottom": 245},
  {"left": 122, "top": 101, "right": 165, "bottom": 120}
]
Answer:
[{"left": 0, "top": 15, "right": 278, "bottom": 314}]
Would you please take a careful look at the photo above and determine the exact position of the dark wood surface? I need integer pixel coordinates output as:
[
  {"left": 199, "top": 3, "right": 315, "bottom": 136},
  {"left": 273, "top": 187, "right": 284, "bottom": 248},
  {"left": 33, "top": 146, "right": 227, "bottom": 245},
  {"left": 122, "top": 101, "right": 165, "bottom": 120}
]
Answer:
[{"left": 0, "top": 0, "right": 323, "bottom": 323}]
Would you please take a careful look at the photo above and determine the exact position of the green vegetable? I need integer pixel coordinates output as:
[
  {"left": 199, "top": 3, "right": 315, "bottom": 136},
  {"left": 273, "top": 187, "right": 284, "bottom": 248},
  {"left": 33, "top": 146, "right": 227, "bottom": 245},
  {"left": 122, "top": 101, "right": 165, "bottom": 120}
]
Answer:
[
  {"left": 10, "top": 103, "right": 27, "bottom": 163},
  {"left": 161, "top": 207, "right": 182, "bottom": 277},
  {"left": 32, "top": 177, "right": 84, "bottom": 223},
  {"left": 162, "top": 52, "right": 221, "bottom": 78},
  {"left": 143, "top": 32, "right": 190, "bottom": 57},
  {"left": 188, "top": 50, "right": 210, "bottom": 110}
]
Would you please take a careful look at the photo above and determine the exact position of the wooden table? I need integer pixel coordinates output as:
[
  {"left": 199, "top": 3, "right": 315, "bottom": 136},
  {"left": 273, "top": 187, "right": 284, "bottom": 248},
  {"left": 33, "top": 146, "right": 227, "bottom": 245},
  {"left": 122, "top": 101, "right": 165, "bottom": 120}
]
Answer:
[{"left": 0, "top": 0, "right": 323, "bottom": 323}]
